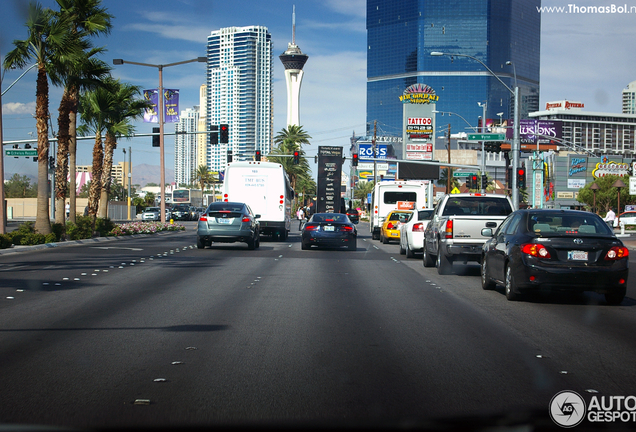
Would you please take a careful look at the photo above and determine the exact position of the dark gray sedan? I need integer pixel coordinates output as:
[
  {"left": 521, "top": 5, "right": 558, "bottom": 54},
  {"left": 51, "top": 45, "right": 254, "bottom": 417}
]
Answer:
[{"left": 197, "top": 202, "right": 260, "bottom": 250}]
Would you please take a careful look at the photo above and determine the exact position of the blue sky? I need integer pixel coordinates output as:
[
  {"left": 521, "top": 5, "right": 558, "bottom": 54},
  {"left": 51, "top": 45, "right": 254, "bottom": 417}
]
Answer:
[{"left": 2, "top": 0, "right": 636, "bottom": 179}]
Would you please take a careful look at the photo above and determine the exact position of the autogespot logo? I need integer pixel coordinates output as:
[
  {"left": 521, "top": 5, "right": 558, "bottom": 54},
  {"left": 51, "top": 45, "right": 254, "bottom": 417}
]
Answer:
[{"left": 550, "top": 391, "right": 586, "bottom": 428}]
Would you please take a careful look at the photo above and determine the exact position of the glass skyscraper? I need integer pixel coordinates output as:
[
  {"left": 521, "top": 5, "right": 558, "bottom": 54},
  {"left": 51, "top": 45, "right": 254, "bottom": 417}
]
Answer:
[
  {"left": 206, "top": 26, "right": 273, "bottom": 171},
  {"left": 175, "top": 107, "right": 200, "bottom": 186},
  {"left": 367, "top": 0, "right": 540, "bottom": 138}
]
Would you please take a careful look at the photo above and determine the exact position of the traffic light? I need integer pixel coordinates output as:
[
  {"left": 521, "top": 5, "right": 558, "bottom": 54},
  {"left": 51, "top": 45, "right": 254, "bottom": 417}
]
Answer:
[
  {"left": 152, "top": 127, "right": 160, "bottom": 147},
  {"left": 481, "top": 176, "right": 489, "bottom": 189},
  {"left": 352, "top": 153, "right": 358, "bottom": 166},
  {"left": 517, "top": 167, "right": 526, "bottom": 188},
  {"left": 293, "top": 151, "right": 300, "bottom": 165},
  {"left": 469, "top": 175, "right": 478, "bottom": 189},
  {"left": 210, "top": 132, "right": 218, "bottom": 145},
  {"left": 255, "top": 150, "right": 261, "bottom": 161},
  {"left": 49, "top": 156, "right": 55, "bottom": 170},
  {"left": 220, "top": 124, "right": 229, "bottom": 144},
  {"left": 493, "top": 142, "right": 502, "bottom": 153},
  {"left": 227, "top": 149, "right": 232, "bottom": 163}
]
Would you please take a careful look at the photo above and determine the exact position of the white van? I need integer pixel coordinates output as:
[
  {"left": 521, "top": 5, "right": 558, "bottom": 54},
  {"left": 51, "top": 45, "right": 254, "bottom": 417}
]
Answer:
[
  {"left": 222, "top": 161, "right": 293, "bottom": 240},
  {"left": 370, "top": 180, "right": 433, "bottom": 240}
]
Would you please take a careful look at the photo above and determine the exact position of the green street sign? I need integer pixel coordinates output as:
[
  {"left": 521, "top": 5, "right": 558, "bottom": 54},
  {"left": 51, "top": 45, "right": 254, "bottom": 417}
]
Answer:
[
  {"left": 467, "top": 133, "right": 506, "bottom": 141},
  {"left": 453, "top": 172, "right": 476, "bottom": 177},
  {"left": 5, "top": 149, "right": 37, "bottom": 157}
]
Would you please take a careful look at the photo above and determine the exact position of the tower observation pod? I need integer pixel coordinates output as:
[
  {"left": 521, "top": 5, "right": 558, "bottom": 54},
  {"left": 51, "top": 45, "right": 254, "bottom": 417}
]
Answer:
[{"left": 279, "top": 5, "right": 308, "bottom": 127}]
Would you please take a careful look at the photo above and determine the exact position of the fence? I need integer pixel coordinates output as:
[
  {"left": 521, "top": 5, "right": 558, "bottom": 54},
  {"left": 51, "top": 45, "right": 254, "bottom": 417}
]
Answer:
[{"left": 5, "top": 198, "right": 136, "bottom": 220}]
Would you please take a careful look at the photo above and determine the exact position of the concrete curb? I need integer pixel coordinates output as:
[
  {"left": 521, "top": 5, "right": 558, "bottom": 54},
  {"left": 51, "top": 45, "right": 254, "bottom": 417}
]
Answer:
[{"left": 0, "top": 230, "right": 183, "bottom": 256}]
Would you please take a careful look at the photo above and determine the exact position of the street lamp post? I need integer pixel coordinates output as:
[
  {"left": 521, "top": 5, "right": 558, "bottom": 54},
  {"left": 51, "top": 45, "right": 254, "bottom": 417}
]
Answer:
[
  {"left": 590, "top": 182, "right": 600, "bottom": 214},
  {"left": 431, "top": 51, "right": 521, "bottom": 209},
  {"left": 433, "top": 110, "right": 478, "bottom": 192},
  {"left": 612, "top": 179, "right": 626, "bottom": 227},
  {"left": 113, "top": 57, "right": 206, "bottom": 223}
]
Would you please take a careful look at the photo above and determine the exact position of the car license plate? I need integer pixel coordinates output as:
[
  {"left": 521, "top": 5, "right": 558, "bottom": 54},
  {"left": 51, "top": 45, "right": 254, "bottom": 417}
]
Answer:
[
  {"left": 324, "top": 226, "right": 335, "bottom": 231},
  {"left": 568, "top": 250, "right": 588, "bottom": 261},
  {"left": 218, "top": 218, "right": 232, "bottom": 224}
]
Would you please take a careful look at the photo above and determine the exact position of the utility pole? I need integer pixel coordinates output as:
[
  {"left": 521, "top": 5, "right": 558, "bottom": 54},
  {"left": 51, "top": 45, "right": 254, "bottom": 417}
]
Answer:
[
  {"left": 447, "top": 123, "right": 451, "bottom": 194},
  {"left": 372, "top": 120, "right": 377, "bottom": 186}
]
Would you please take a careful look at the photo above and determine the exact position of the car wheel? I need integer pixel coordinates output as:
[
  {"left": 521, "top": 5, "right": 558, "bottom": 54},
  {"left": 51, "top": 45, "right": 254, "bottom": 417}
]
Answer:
[
  {"left": 197, "top": 237, "right": 205, "bottom": 249},
  {"left": 399, "top": 240, "right": 406, "bottom": 255},
  {"left": 504, "top": 265, "right": 520, "bottom": 301},
  {"left": 382, "top": 232, "right": 389, "bottom": 244},
  {"left": 348, "top": 240, "right": 357, "bottom": 251},
  {"left": 301, "top": 241, "right": 309, "bottom": 250},
  {"left": 247, "top": 234, "right": 256, "bottom": 250},
  {"left": 436, "top": 242, "right": 452, "bottom": 275},
  {"left": 406, "top": 242, "right": 415, "bottom": 259},
  {"left": 423, "top": 240, "right": 435, "bottom": 267},
  {"left": 481, "top": 258, "right": 496, "bottom": 290},
  {"left": 255, "top": 232, "right": 260, "bottom": 249},
  {"left": 605, "top": 287, "right": 626, "bottom": 305}
]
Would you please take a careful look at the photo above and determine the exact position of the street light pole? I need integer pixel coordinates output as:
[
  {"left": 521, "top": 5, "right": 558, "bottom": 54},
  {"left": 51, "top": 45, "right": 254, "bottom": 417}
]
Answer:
[
  {"left": 113, "top": 57, "right": 206, "bottom": 223},
  {"left": 431, "top": 51, "right": 520, "bottom": 209}
]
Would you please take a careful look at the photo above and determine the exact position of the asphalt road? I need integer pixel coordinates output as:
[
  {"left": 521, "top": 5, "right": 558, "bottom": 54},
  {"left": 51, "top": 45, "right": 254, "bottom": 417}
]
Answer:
[{"left": 1, "top": 222, "right": 635, "bottom": 429}]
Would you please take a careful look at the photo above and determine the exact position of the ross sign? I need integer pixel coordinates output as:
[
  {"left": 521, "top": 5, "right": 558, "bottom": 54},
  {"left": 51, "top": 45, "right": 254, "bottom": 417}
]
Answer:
[
  {"left": 453, "top": 172, "right": 476, "bottom": 177},
  {"left": 358, "top": 143, "right": 387, "bottom": 160},
  {"left": 467, "top": 133, "right": 506, "bottom": 141},
  {"left": 5, "top": 149, "right": 37, "bottom": 157}
]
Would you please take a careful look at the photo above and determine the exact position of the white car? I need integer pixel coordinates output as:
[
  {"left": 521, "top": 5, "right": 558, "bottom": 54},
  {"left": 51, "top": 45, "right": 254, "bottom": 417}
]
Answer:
[
  {"left": 614, "top": 211, "right": 636, "bottom": 227},
  {"left": 142, "top": 207, "right": 161, "bottom": 221},
  {"left": 399, "top": 209, "right": 435, "bottom": 258}
]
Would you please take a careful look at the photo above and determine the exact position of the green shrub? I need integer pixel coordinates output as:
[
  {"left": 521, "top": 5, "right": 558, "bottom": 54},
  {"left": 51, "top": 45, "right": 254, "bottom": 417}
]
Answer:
[
  {"left": 15, "top": 221, "right": 35, "bottom": 235},
  {"left": 20, "top": 233, "right": 46, "bottom": 245},
  {"left": 0, "top": 234, "right": 12, "bottom": 249},
  {"left": 45, "top": 233, "right": 57, "bottom": 243},
  {"left": 66, "top": 216, "right": 93, "bottom": 240},
  {"left": 9, "top": 232, "right": 24, "bottom": 245},
  {"left": 51, "top": 223, "right": 65, "bottom": 242},
  {"left": 95, "top": 217, "right": 115, "bottom": 237}
]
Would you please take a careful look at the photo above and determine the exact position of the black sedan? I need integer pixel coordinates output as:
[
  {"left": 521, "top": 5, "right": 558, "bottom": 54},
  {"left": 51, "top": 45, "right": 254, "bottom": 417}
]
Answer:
[
  {"left": 481, "top": 209, "right": 628, "bottom": 304},
  {"left": 346, "top": 208, "right": 360, "bottom": 224},
  {"left": 197, "top": 202, "right": 260, "bottom": 250},
  {"left": 301, "top": 213, "right": 357, "bottom": 251}
]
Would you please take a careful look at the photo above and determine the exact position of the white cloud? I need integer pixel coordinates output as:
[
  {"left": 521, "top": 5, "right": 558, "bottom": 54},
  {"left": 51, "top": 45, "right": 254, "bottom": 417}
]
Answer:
[
  {"left": 323, "top": 0, "right": 366, "bottom": 19},
  {"left": 2, "top": 101, "right": 35, "bottom": 115}
]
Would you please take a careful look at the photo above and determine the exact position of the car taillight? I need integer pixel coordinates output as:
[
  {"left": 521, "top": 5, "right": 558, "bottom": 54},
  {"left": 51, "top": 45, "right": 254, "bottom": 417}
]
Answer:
[
  {"left": 304, "top": 224, "right": 320, "bottom": 231},
  {"left": 521, "top": 243, "right": 551, "bottom": 259},
  {"left": 199, "top": 216, "right": 208, "bottom": 222},
  {"left": 387, "top": 223, "right": 394, "bottom": 229},
  {"left": 605, "top": 246, "right": 629, "bottom": 260},
  {"left": 340, "top": 226, "right": 354, "bottom": 232},
  {"left": 242, "top": 216, "right": 251, "bottom": 223},
  {"left": 445, "top": 220, "right": 453, "bottom": 239},
  {"left": 412, "top": 223, "right": 424, "bottom": 232}
]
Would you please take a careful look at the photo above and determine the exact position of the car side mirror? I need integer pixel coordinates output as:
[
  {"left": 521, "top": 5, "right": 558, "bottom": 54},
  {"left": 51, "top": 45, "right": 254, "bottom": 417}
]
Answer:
[
  {"left": 481, "top": 228, "right": 494, "bottom": 237},
  {"left": 254, "top": 214, "right": 261, "bottom": 219}
]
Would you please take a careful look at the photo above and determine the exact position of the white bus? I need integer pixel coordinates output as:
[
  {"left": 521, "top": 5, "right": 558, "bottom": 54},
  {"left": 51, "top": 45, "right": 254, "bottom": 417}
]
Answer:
[
  {"left": 222, "top": 161, "right": 294, "bottom": 240},
  {"left": 370, "top": 180, "right": 433, "bottom": 240}
]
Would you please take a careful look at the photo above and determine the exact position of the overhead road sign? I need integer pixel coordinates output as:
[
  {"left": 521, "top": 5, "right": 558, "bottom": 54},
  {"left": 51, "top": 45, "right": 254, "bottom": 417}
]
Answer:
[
  {"left": 5, "top": 149, "right": 37, "bottom": 157},
  {"left": 467, "top": 133, "right": 506, "bottom": 141},
  {"left": 453, "top": 172, "right": 476, "bottom": 177}
]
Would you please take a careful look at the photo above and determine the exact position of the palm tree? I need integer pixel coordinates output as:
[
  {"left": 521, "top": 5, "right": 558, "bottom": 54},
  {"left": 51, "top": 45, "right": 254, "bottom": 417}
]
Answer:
[
  {"left": 98, "top": 79, "right": 148, "bottom": 218},
  {"left": 54, "top": 0, "right": 113, "bottom": 224},
  {"left": 353, "top": 180, "right": 375, "bottom": 201},
  {"left": 78, "top": 81, "right": 115, "bottom": 226},
  {"left": 52, "top": 47, "right": 111, "bottom": 224},
  {"left": 192, "top": 165, "right": 215, "bottom": 199},
  {"left": 274, "top": 125, "right": 311, "bottom": 148},
  {"left": 3, "top": 3, "right": 82, "bottom": 234}
]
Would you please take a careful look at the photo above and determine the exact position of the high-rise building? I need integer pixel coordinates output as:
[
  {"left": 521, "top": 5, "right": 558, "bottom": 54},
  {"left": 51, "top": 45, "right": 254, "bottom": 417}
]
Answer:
[
  {"left": 197, "top": 84, "right": 208, "bottom": 169},
  {"left": 367, "top": 0, "right": 540, "bottom": 141},
  {"left": 206, "top": 26, "right": 273, "bottom": 171},
  {"left": 175, "top": 107, "right": 200, "bottom": 186},
  {"left": 280, "top": 6, "right": 308, "bottom": 127},
  {"left": 623, "top": 80, "right": 636, "bottom": 114}
]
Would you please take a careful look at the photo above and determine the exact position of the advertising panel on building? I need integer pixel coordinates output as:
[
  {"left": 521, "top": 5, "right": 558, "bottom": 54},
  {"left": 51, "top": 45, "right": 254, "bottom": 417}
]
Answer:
[{"left": 401, "top": 84, "right": 437, "bottom": 161}]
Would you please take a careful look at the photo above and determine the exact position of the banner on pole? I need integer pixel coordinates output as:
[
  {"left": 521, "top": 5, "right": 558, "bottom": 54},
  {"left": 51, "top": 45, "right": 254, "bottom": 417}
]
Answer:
[{"left": 143, "top": 88, "right": 180, "bottom": 123}]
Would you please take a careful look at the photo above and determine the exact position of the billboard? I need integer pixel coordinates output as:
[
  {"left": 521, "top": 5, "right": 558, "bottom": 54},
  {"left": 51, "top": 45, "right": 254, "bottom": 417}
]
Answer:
[
  {"left": 401, "top": 84, "right": 436, "bottom": 161},
  {"left": 506, "top": 119, "right": 562, "bottom": 145},
  {"left": 317, "top": 146, "right": 343, "bottom": 213}
]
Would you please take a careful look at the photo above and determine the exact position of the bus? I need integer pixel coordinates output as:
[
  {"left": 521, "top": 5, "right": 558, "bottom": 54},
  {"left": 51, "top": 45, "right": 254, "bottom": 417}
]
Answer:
[
  {"left": 172, "top": 189, "right": 203, "bottom": 207},
  {"left": 222, "top": 161, "right": 294, "bottom": 240}
]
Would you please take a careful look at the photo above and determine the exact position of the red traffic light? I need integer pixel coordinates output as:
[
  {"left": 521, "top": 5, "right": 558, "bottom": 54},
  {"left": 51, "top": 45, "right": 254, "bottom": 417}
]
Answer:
[
  {"left": 352, "top": 153, "right": 359, "bottom": 166},
  {"left": 518, "top": 169, "right": 525, "bottom": 176},
  {"left": 293, "top": 151, "right": 300, "bottom": 165}
]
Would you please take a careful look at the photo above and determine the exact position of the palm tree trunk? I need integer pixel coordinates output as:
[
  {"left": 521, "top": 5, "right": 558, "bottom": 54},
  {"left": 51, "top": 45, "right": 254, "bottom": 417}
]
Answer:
[
  {"left": 55, "top": 87, "right": 73, "bottom": 224},
  {"left": 88, "top": 131, "right": 104, "bottom": 229},
  {"left": 99, "top": 132, "right": 116, "bottom": 218},
  {"left": 35, "top": 65, "right": 51, "bottom": 235},
  {"left": 68, "top": 89, "right": 79, "bottom": 223}
]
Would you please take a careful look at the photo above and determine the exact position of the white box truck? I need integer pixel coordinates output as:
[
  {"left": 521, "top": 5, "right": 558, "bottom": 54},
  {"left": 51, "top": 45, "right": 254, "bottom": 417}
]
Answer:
[
  {"left": 370, "top": 180, "right": 433, "bottom": 240},
  {"left": 222, "top": 161, "right": 293, "bottom": 240}
]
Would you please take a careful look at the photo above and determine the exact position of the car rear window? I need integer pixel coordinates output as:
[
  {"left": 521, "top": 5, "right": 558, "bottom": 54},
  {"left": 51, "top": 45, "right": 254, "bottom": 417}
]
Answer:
[
  {"left": 442, "top": 197, "right": 513, "bottom": 216},
  {"left": 527, "top": 212, "right": 612, "bottom": 235}
]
